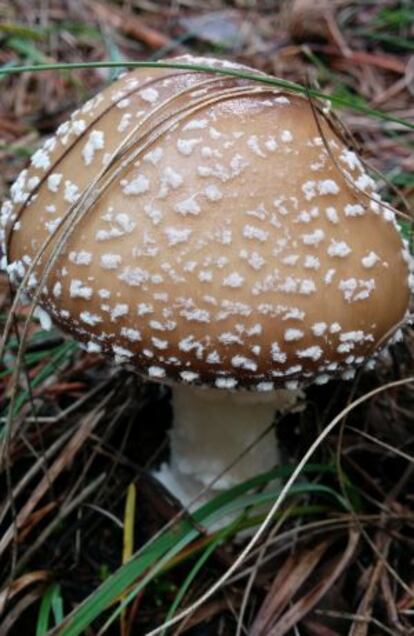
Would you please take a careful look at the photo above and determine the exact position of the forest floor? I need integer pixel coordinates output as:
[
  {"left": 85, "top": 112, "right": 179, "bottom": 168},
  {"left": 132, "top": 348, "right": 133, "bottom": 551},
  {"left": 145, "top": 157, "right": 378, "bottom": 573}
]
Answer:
[{"left": 0, "top": 1, "right": 413, "bottom": 634}]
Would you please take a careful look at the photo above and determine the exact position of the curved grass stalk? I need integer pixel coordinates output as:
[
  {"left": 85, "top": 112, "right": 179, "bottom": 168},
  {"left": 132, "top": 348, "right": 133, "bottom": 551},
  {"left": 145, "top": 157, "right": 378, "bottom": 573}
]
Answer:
[
  {"left": 144, "top": 376, "right": 414, "bottom": 636},
  {"left": 0, "top": 77, "right": 278, "bottom": 464},
  {"left": 0, "top": 60, "right": 413, "bottom": 130}
]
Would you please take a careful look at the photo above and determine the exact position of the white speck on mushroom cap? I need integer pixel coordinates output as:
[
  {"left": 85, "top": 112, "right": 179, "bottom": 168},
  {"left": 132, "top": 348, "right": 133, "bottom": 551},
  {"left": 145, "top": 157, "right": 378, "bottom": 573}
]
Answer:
[
  {"left": 4, "top": 55, "right": 410, "bottom": 391},
  {"left": 82, "top": 130, "right": 105, "bottom": 166}
]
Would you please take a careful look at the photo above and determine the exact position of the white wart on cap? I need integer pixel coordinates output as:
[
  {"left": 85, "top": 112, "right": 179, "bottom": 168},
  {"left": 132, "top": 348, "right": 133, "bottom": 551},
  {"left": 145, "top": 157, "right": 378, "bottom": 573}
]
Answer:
[{"left": 2, "top": 56, "right": 411, "bottom": 391}]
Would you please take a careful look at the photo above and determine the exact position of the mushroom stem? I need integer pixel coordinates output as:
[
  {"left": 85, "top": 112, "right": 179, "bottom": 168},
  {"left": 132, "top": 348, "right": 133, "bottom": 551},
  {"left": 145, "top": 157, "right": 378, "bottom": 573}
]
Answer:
[{"left": 155, "top": 386, "right": 300, "bottom": 509}]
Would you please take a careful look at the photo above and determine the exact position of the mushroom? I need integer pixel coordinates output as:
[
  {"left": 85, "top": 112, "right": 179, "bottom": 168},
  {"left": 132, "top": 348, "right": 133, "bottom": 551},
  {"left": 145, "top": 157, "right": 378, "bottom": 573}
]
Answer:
[{"left": 2, "top": 56, "right": 412, "bottom": 509}]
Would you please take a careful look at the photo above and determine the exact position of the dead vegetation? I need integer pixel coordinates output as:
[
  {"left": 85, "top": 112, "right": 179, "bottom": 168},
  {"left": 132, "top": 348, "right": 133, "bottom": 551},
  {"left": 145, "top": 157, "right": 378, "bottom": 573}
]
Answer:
[{"left": 0, "top": 1, "right": 413, "bottom": 634}]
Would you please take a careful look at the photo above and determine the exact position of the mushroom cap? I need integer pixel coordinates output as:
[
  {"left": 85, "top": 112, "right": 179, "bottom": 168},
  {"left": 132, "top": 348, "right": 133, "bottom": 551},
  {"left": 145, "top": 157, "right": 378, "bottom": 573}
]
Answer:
[{"left": 2, "top": 56, "right": 411, "bottom": 391}]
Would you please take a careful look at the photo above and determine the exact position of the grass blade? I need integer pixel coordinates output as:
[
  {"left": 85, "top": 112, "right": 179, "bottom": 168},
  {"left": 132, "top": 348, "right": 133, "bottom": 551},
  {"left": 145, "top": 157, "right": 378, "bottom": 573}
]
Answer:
[
  {"left": 36, "top": 584, "right": 64, "bottom": 636},
  {"left": 0, "top": 60, "right": 412, "bottom": 130}
]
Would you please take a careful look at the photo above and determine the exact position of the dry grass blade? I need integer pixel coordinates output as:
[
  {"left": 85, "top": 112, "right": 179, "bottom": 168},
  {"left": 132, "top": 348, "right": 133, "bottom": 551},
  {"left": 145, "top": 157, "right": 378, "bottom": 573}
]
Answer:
[
  {"left": 302, "top": 619, "right": 343, "bottom": 635},
  {"left": 226, "top": 515, "right": 384, "bottom": 589},
  {"left": 0, "top": 585, "right": 44, "bottom": 635},
  {"left": 347, "top": 426, "right": 414, "bottom": 464},
  {"left": 0, "top": 570, "right": 50, "bottom": 614},
  {"left": 0, "top": 426, "right": 75, "bottom": 527},
  {"left": 171, "top": 599, "right": 230, "bottom": 635},
  {"left": 308, "top": 90, "right": 412, "bottom": 225},
  {"left": 380, "top": 570, "right": 407, "bottom": 634},
  {"left": 146, "top": 377, "right": 413, "bottom": 636},
  {"left": 350, "top": 531, "right": 391, "bottom": 636},
  {"left": 250, "top": 537, "right": 335, "bottom": 635},
  {"left": 314, "top": 609, "right": 401, "bottom": 635},
  {"left": 15, "top": 472, "right": 106, "bottom": 574},
  {"left": 258, "top": 529, "right": 360, "bottom": 636},
  {"left": 236, "top": 504, "right": 295, "bottom": 636},
  {"left": 335, "top": 420, "right": 414, "bottom": 600},
  {"left": 0, "top": 402, "right": 109, "bottom": 560}
]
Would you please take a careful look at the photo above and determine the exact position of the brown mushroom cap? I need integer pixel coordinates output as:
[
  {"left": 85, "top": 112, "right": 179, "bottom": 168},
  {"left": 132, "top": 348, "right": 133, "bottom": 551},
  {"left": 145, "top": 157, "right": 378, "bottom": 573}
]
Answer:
[{"left": 2, "top": 56, "right": 411, "bottom": 391}]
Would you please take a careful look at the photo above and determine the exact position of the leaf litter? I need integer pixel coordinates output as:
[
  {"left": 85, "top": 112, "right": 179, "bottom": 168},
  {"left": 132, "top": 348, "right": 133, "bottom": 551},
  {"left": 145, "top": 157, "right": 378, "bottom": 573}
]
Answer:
[{"left": 0, "top": 0, "right": 413, "bottom": 634}]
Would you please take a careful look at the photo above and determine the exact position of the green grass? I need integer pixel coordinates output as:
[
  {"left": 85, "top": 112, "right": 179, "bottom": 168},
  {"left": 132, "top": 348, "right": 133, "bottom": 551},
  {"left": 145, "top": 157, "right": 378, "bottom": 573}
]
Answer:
[
  {"left": 0, "top": 326, "right": 78, "bottom": 425},
  {"left": 375, "top": 7, "right": 414, "bottom": 28},
  {"left": 0, "top": 60, "right": 413, "bottom": 131},
  {"left": 4, "top": 36, "right": 51, "bottom": 65},
  {"left": 351, "top": 4, "right": 414, "bottom": 50},
  {"left": 52, "top": 464, "right": 352, "bottom": 636},
  {"left": 0, "top": 141, "right": 35, "bottom": 158},
  {"left": 355, "top": 30, "right": 414, "bottom": 51},
  {"left": 36, "top": 583, "right": 64, "bottom": 636}
]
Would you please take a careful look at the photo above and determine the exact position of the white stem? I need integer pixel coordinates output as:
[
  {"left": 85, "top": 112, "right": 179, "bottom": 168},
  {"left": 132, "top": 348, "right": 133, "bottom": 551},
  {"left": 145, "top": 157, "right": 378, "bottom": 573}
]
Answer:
[{"left": 155, "top": 386, "right": 299, "bottom": 509}]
